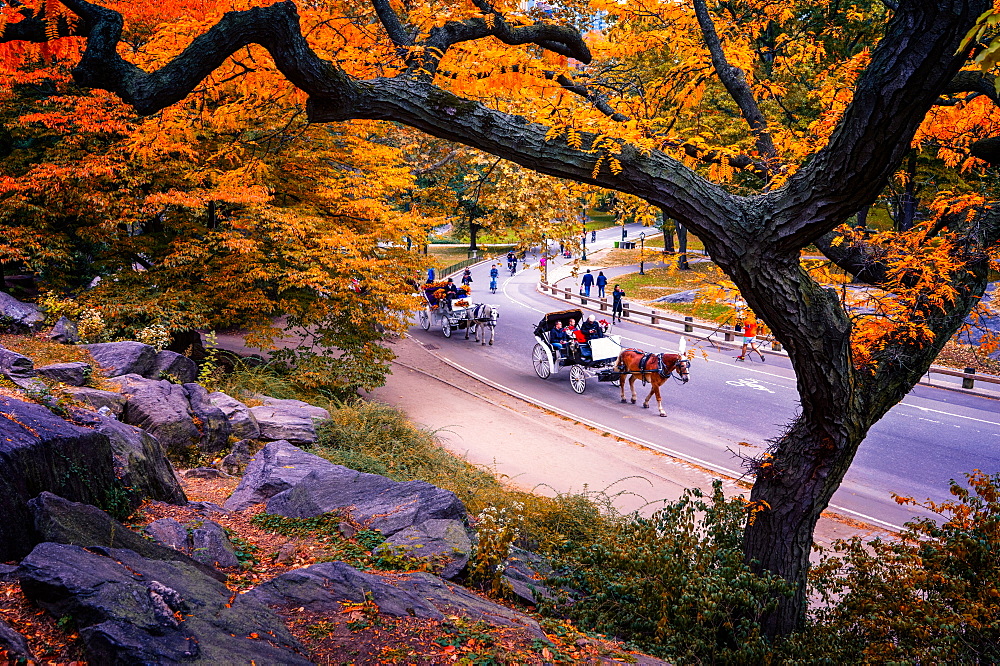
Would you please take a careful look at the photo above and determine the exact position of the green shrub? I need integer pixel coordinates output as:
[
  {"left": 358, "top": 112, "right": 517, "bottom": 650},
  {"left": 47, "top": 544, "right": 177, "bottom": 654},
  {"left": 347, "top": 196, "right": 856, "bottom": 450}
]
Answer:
[
  {"left": 796, "top": 470, "right": 1000, "bottom": 663},
  {"left": 543, "top": 480, "right": 793, "bottom": 663}
]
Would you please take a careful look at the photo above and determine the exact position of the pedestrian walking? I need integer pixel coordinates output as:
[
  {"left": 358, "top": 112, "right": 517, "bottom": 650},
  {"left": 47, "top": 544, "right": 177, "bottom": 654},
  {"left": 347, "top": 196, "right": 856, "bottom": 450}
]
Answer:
[
  {"left": 596, "top": 271, "right": 607, "bottom": 298},
  {"left": 612, "top": 285, "right": 625, "bottom": 323},
  {"left": 489, "top": 264, "right": 499, "bottom": 293},
  {"left": 591, "top": 229, "right": 596, "bottom": 242},
  {"left": 581, "top": 269, "right": 594, "bottom": 296},
  {"left": 426, "top": 267, "right": 435, "bottom": 283}
]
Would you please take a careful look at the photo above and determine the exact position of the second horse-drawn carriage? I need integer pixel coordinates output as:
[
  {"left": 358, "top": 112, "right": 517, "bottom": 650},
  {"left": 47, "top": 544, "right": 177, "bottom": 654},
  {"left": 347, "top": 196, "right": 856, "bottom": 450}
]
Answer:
[{"left": 531, "top": 309, "right": 623, "bottom": 393}]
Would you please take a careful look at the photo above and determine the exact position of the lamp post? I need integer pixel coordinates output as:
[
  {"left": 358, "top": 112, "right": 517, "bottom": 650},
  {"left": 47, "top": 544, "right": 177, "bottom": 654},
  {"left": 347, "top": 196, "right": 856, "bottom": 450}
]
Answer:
[
  {"left": 582, "top": 233, "right": 587, "bottom": 260},
  {"left": 639, "top": 232, "right": 646, "bottom": 275}
]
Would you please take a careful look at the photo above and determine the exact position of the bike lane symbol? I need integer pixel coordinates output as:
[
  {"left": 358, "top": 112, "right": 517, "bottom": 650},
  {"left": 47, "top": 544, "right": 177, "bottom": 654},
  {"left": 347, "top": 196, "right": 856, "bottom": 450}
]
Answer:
[{"left": 726, "top": 378, "right": 776, "bottom": 393}]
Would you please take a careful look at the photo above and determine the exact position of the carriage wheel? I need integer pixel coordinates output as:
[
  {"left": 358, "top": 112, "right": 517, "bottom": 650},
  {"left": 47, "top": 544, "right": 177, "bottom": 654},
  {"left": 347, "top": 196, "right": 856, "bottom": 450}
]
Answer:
[
  {"left": 418, "top": 310, "right": 430, "bottom": 330},
  {"left": 442, "top": 320, "right": 452, "bottom": 338},
  {"left": 532, "top": 344, "right": 551, "bottom": 379},
  {"left": 570, "top": 365, "right": 587, "bottom": 394}
]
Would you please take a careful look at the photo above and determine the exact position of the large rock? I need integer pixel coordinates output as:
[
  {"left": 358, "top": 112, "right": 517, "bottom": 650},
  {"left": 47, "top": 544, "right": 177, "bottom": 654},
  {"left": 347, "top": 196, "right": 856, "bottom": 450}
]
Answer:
[
  {"left": 190, "top": 520, "right": 240, "bottom": 568},
  {"left": 62, "top": 386, "right": 127, "bottom": 416},
  {"left": 0, "top": 396, "right": 117, "bottom": 561},
  {"left": 145, "top": 518, "right": 189, "bottom": 551},
  {"left": 28, "top": 492, "right": 224, "bottom": 582},
  {"left": 0, "top": 617, "right": 34, "bottom": 662},
  {"left": 147, "top": 350, "right": 198, "bottom": 384},
  {"left": 502, "top": 548, "right": 555, "bottom": 606},
  {"left": 47, "top": 315, "right": 79, "bottom": 344},
  {"left": 36, "top": 361, "right": 91, "bottom": 386},
  {"left": 224, "top": 440, "right": 337, "bottom": 511},
  {"left": 83, "top": 341, "right": 156, "bottom": 377},
  {"left": 94, "top": 413, "right": 187, "bottom": 505},
  {"left": 247, "top": 562, "right": 544, "bottom": 638},
  {"left": 208, "top": 392, "right": 260, "bottom": 440},
  {"left": 19, "top": 542, "right": 310, "bottom": 665},
  {"left": 220, "top": 439, "right": 253, "bottom": 475},
  {"left": 113, "top": 375, "right": 202, "bottom": 456},
  {"left": 0, "top": 345, "right": 36, "bottom": 382},
  {"left": 250, "top": 397, "right": 329, "bottom": 445},
  {"left": 0, "top": 292, "right": 44, "bottom": 331},
  {"left": 183, "top": 383, "right": 231, "bottom": 453},
  {"left": 266, "top": 466, "right": 471, "bottom": 578}
]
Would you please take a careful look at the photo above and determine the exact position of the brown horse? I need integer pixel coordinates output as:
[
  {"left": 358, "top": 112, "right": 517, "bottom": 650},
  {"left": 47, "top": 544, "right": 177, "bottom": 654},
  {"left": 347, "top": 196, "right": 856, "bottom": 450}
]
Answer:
[{"left": 616, "top": 347, "right": 690, "bottom": 417}]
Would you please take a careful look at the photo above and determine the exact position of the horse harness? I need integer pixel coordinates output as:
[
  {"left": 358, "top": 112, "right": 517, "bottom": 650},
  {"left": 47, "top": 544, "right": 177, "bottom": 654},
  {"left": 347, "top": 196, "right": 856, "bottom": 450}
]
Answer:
[{"left": 620, "top": 349, "right": 676, "bottom": 385}]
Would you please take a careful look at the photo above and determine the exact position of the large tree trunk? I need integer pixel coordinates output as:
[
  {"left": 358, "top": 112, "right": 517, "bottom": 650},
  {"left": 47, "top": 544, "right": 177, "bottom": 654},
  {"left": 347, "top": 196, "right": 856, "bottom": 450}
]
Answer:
[
  {"left": 469, "top": 222, "right": 480, "bottom": 252},
  {"left": 676, "top": 224, "right": 690, "bottom": 270}
]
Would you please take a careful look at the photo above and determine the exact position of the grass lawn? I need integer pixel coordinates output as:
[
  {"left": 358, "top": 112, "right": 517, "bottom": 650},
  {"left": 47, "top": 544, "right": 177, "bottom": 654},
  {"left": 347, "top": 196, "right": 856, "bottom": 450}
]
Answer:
[
  {"left": 647, "top": 231, "right": 706, "bottom": 253},
  {"left": 612, "top": 265, "right": 738, "bottom": 325}
]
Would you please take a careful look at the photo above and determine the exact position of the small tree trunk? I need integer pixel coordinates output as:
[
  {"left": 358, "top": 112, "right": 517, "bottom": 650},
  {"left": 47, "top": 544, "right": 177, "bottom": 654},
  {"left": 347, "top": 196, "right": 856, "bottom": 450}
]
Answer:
[
  {"left": 659, "top": 210, "right": 676, "bottom": 253},
  {"left": 895, "top": 152, "right": 919, "bottom": 232},
  {"left": 677, "top": 224, "right": 690, "bottom": 269},
  {"left": 469, "top": 222, "right": 480, "bottom": 252},
  {"left": 854, "top": 205, "right": 869, "bottom": 229}
]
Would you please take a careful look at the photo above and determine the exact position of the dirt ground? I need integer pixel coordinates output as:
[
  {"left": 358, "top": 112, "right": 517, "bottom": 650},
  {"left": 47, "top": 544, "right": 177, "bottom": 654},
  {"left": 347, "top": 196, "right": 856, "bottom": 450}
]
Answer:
[{"left": 367, "top": 336, "right": 888, "bottom": 550}]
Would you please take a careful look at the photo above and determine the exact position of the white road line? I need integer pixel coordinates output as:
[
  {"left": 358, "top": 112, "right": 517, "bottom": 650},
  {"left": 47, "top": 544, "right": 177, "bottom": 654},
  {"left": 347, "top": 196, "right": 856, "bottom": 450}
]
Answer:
[{"left": 903, "top": 402, "right": 1000, "bottom": 427}]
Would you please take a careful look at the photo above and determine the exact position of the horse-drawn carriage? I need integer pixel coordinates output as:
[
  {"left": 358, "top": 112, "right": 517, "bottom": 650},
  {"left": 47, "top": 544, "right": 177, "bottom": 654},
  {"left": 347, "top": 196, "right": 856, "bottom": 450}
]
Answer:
[
  {"left": 531, "top": 309, "right": 624, "bottom": 393},
  {"left": 417, "top": 283, "right": 475, "bottom": 338},
  {"left": 416, "top": 282, "right": 500, "bottom": 343}
]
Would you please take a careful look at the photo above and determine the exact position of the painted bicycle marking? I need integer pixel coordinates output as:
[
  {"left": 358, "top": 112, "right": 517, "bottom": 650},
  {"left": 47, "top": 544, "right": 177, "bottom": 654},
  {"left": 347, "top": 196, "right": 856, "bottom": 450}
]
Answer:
[{"left": 726, "top": 378, "right": 776, "bottom": 393}]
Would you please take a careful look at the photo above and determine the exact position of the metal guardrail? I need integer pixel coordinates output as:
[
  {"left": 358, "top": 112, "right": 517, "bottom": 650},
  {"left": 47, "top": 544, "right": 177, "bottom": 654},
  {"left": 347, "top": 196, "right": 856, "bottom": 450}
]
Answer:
[
  {"left": 442, "top": 254, "right": 486, "bottom": 276},
  {"left": 539, "top": 281, "right": 1000, "bottom": 391}
]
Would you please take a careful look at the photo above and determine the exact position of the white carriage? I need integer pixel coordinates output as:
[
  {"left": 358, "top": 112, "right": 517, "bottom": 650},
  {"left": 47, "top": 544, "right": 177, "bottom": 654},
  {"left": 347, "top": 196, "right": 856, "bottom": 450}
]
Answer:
[{"left": 531, "top": 309, "right": 624, "bottom": 393}]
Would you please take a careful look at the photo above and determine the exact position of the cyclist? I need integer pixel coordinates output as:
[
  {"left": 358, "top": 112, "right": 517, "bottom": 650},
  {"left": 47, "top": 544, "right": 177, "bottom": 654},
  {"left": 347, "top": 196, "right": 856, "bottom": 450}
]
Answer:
[{"left": 507, "top": 251, "right": 518, "bottom": 275}]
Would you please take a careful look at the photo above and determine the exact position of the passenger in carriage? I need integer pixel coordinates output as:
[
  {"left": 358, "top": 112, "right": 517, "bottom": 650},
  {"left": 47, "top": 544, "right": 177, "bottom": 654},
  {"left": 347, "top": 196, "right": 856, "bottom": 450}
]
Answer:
[
  {"left": 581, "top": 314, "right": 604, "bottom": 340},
  {"left": 444, "top": 279, "right": 461, "bottom": 299},
  {"left": 565, "top": 318, "right": 591, "bottom": 360},
  {"left": 549, "top": 321, "right": 569, "bottom": 356}
]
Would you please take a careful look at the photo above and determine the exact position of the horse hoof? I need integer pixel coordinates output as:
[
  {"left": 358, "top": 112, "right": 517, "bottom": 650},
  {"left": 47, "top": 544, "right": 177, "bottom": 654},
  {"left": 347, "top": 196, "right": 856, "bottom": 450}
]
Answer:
[
  {"left": 642, "top": 404, "right": 648, "bottom": 409},
  {"left": 620, "top": 399, "right": 627, "bottom": 404},
  {"left": 659, "top": 413, "right": 667, "bottom": 418},
  {"left": 630, "top": 399, "right": 636, "bottom": 404},
  {"left": 489, "top": 341, "right": 493, "bottom": 345}
]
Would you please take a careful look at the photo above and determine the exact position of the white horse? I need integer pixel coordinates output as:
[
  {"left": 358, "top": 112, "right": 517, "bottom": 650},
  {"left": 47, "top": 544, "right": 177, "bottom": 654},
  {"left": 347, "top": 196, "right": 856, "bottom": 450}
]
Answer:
[{"left": 471, "top": 304, "right": 500, "bottom": 345}]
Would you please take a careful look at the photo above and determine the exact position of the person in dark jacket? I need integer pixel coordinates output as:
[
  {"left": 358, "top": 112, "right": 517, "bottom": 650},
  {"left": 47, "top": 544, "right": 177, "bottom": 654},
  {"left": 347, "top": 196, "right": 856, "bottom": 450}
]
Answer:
[
  {"left": 596, "top": 271, "right": 608, "bottom": 298},
  {"left": 581, "top": 269, "right": 594, "bottom": 296},
  {"left": 549, "top": 321, "right": 569, "bottom": 355},
  {"left": 581, "top": 315, "right": 604, "bottom": 340},
  {"left": 612, "top": 285, "right": 625, "bottom": 323}
]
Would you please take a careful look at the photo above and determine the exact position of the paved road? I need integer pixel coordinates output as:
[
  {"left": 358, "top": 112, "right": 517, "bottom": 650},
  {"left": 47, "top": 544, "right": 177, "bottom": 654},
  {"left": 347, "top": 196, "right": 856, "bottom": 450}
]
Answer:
[{"left": 410, "top": 226, "right": 1000, "bottom": 529}]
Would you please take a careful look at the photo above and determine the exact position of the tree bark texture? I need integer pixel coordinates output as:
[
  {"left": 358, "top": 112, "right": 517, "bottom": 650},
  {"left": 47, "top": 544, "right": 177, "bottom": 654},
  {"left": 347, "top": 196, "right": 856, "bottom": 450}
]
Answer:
[{"left": 3, "top": 0, "right": 996, "bottom": 637}]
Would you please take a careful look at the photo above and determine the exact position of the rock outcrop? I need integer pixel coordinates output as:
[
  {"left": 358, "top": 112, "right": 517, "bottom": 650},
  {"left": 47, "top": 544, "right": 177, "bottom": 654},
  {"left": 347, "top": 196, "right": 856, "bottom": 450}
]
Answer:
[
  {"left": 0, "top": 397, "right": 117, "bottom": 561},
  {"left": 36, "top": 361, "right": 91, "bottom": 386},
  {"left": 19, "top": 542, "right": 311, "bottom": 665},
  {"left": 250, "top": 397, "right": 329, "bottom": 446},
  {"left": 83, "top": 341, "right": 157, "bottom": 377},
  {"left": 47, "top": 316, "right": 79, "bottom": 344},
  {"left": 94, "top": 414, "right": 187, "bottom": 505},
  {"left": 183, "top": 383, "right": 231, "bottom": 453},
  {"left": 224, "top": 440, "right": 335, "bottom": 511},
  {"left": 62, "top": 386, "right": 127, "bottom": 416},
  {"left": 208, "top": 392, "right": 260, "bottom": 440},
  {"left": 148, "top": 350, "right": 198, "bottom": 384},
  {"left": 0, "top": 292, "right": 44, "bottom": 331}
]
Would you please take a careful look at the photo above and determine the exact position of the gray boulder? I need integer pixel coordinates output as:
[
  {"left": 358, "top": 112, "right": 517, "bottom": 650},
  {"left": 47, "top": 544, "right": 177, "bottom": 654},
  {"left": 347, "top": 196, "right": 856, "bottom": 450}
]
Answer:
[
  {"left": 0, "top": 292, "right": 44, "bottom": 331},
  {"left": 190, "top": 520, "right": 240, "bottom": 568},
  {"left": 145, "top": 518, "right": 240, "bottom": 569},
  {"left": 247, "top": 562, "right": 544, "bottom": 638},
  {"left": 147, "top": 350, "right": 198, "bottom": 384},
  {"left": 62, "top": 386, "right": 127, "bottom": 416},
  {"left": 502, "top": 547, "right": 555, "bottom": 606},
  {"left": 208, "top": 392, "right": 260, "bottom": 440},
  {"left": 250, "top": 397, "right": 329, "bottom": 445},
  {"left": 114, "top": 375, "right": 202, "bottom": 456},
  {"left": 652, "top": 289, "right": 698, "bottom": 303},
  {"left": 36, "top": 361, "right": 91, "bottom": 386},
  {"left": 220, "top": 439, "right": 253, "bottom": 475},
  {"left": 184, "top": 467, "right": 230, "bottom": 479},
  {"left": 246, "top": 561, "right": 442, "bottom": 618},
  {"left": 0, "top": 564, "right": 19, "bottom": 582},
  {"left": 28, "top": 492, "right": 225, "bottom": 582},
  {"left": 84, "top": 341, "right": 156, "bottom": 377},
  {"left": 0, "top": 345, "right": 36, "bottom": 382},
  {"left": 183, "top": 383, "right": 231, "bottom": 453},
  {"left": 0, "top": 617, "right": 34, "bottom": 662},
  {"left": 224, "top": 440, "right": 337, "bottom": 511},
  {"left": 145, "top": 518, "right": 189, "bottom": 552},
  {"left": 382, "top": 518, "right": 472, "bottom": 580},
  {"left": 266, "top": 466, "right": 471, "bottom": 578},
  {"left": 19, "top": 542, "right": 311, "bottom": 665},
  {"left": 94, "top": 414, "right": 186, "bottom": 505},
  {"left": 0, "top": 396, "right": 117, "bottom": 561},
  {"left": 47, "top": 315, "right": 80, "bottom": 344}
]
